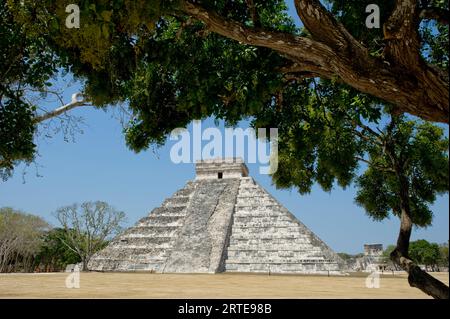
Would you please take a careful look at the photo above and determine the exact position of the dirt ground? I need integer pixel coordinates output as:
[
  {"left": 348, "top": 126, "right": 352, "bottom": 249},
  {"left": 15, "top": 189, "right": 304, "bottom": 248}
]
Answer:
[{"left": 0, "top": 272, "right": 448, "bottom": 299}]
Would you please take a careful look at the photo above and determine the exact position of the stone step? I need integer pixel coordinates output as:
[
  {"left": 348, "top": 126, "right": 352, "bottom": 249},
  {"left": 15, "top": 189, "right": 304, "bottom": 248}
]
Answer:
[
  {"left": 229, "top": 234, "right": 310, "bottom": 240},
  {"left": 127, "top": 263, "right": 164, "bottom": 271},
  {"left": 118, "top": 231, "right": 177, "bottom": 240},
  {"left": 113, "top": 236, "right": 175, "bottom": 246},
  {"left": 233, "top": 210, "right": 286, "bottom": 217},
  {"left": 226, "top": 244, "right": 322, "bottom": 251},
  {"left": 147, "top": 214, "right": 187, "bottom": 219},
  {"left": 172, "top": 185, "right": 196, "bottom": 197},
  {"left": 90, "top": 255, "right": 168, "bottom": 267},
  {"left": 230, "top": 230, "right": 305, "bottom": 238},
  {"left": 225, "top": 263, "right": 341, "bottom": 273},
  {"left": 226, "top": 247, "right": 325, "bottom": 254},
  {"left": 124, "top": 233, "right": 178, "bottom": 239},
  {"left": 162, "top": 196, "right": 191, "bottom": 207},
  {"left": 233, "top": 215, "right": 292, "bottom": 223},
  {"left": 138, "top": 215, "right": 185, "bottom": 227},
  {"left": 226, "top": 248, "right": 322, "bottom": 254},
  {"left": 237, "top": 188, "right": 266, "bottom": 195},
  {"left": 239, "top": 177, "right": 256, "bottom": 184},
  {"left": 225, "top": 257, "right": 333, "bottom": 264},
  {"left": 96, "top": 262, "right": 164, "bottom": 271},
  {"left": 226, "top": 250, "right": 327, "bottom": 259},
  {"left": 99, "top": 252, "right": 169, "bottom": 262},
  {"left": 227, "top": 239, "right": 319, "bottom": 247},
  {"left": 238, "top": 184, "right": 264, "bottom": 190},
  {"left": 105, "top": 242, "right": 173, "bottom": 254},
  {"left": 226, "top": 249, "right": 322, "bottom": 256},
  {"left": 123, "top": 226, "right": 180, "bottom": 237},
  {"left": 236, "top": 197, "right": 272, "bottom": 204},
  {"left": 236, "top": 198, "right": 276, "bottom": 206},
  {"left": 238, "top": 189, "right": 264, "bottom": 194},
  {"left": 229, "top": 233, "right": 309, "bottom": 239},
  {"left": 234, "top": 204, "right": 283, "bottom": 210},
  {"left": 150, "top": 206, "right": 187, "bottom": 216},
  {"left": 238, "top": 184, "right": 266, "bottom": 190},
  {"left": 231, "top": 221, "right": 297, "bottom": 229},
  {"left": 93, "top": 256, "right": 168, "bottom": 263}
]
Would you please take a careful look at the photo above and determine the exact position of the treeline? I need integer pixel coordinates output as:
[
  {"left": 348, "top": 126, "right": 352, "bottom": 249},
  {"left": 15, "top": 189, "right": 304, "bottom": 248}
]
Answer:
[
  {"left": 0, "top": 207, "right": 51, "bottom": 272},
  {"left": 383, "top": 241, "right": 449, "bottom": 272},
  {"left": 338, "top": 240, "right": 449, "bottom": 272},
  {"left": 0, "top": 202, "right": 125, "bottom": 273}
]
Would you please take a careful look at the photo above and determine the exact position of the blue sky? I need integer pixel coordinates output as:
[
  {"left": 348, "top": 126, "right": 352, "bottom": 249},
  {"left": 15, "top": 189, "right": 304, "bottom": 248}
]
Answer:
[{"left": 0, "top": 1, "right": 448, "bottom": 254}]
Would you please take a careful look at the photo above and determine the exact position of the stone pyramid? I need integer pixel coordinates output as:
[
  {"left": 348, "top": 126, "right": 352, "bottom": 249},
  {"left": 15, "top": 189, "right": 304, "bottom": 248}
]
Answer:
[{"left": 88, "top": 158, "right": 345, "bottom": 274}]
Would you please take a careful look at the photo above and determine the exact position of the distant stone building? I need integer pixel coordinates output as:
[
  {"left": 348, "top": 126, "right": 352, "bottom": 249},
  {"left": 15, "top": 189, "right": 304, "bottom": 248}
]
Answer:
[
  {"left": 364, "top": 244, "right": 383, "bottom": 257},
  {"left": 88, "top": 158, "right": 345, "bottom": 274},
  {"left": 349, "top": 244, "right": 387, "bottom": 272}
]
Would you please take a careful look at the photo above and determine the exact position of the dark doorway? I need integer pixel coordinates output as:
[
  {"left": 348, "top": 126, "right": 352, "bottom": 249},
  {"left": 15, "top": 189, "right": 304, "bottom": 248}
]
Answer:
[{"left": 218, "top": 172, "right": 223, "bottom": 179}]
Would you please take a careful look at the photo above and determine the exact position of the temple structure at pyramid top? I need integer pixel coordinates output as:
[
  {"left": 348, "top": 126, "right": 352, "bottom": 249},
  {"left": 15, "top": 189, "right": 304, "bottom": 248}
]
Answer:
[
  {"left": 88, "top": 158, "right": 345, "bottom": 274},
  {"left": 195, "top": 158, "right": 249, "bottom": 179}
]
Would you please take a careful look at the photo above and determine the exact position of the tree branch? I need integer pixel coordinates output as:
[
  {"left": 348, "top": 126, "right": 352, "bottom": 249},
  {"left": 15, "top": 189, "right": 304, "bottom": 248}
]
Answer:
[
  {"left": 383, "top": 0, "right": 421, "bottom": 69},
  {"left": 179, "top": 1, "right": 448, "bottom": 123},
  {"left": 279, "top": 60, "right": 335, "bottom": 79},
  {"left": 282, "top": 73, "right": 317, "bottom": 82},
  {"left": 245, "top": 0, "right": 260, "bottom": 28},
  {"left": 33, "top": 94, "right": 91, "bottom": 124},
  {"left": 57, "top": 235, "right": 81, "bottom": 256},
  {"left": 293, "top": 0, "right": 367, "bottom": 55},
  {"left": 354, "top": 129, "right": 383, "bottom": 147},
  {"left": 419, "top": 7, "right": 449, "bottom": 25},
  {"left": 358, "top": 121, "right": 382, "bottom": 140},
  {"left": 355, "top": 156, "right": 395, "bottom": 173},
  {"left": 179, "top": 0, "right": 335, "bottom": 67}
]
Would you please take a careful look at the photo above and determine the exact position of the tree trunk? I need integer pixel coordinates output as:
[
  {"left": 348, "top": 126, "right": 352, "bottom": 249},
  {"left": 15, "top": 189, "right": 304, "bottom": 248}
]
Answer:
[
  {"left": 391, "top": 173, "right": 449, "bottom": 299},
  {"left": 81, "top": 258, "right": 87, "bottom": 272}
]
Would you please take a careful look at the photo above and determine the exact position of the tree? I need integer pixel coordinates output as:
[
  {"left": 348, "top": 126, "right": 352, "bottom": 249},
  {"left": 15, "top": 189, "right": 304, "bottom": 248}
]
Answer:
[
  {"left": 337, "top": 252, "right": 353, "bottom": 261},
  {"left": 1, "top": 0, "right": 448, "bottom": 179},
  {"left": 409, "top": 240, "right": 442, "bottom": 271},
  {"left": 254, "top": 89, "right": 448, "bottom": 298},
  {"left": 354, "top": 118, "right": 448, "bottom": 298},
  {"left": 382, "top": 245, "right": 400, "bottom": 270},
  {"left": 0, "top": 2, "right": 53, "bottom": 180},
  {"left": 0, "top": 1, "right": 92, "bottom": 180},
  {"left": 438, "top": 242, "right": 449, "bottom": 268},
  {"left": 6, "top": 0, "right": 448, "bottom": 122},
  {"left": 381, "top": 245, "right": 401, "bottom": 271},
  {"left": 0, "top": 207, "right": 50, "bottom": 272},
  {"left": 382, "top": 245, "right": 396, "bottom": 260},
  {"left": 35, "top": 228, "right": 82, "bottom": 272},
  {"left": 54, "top": 201, "right": 126, "bottom": 270}
]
